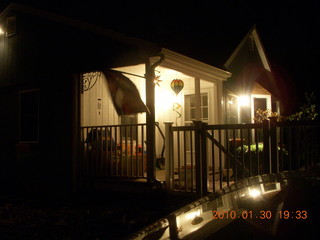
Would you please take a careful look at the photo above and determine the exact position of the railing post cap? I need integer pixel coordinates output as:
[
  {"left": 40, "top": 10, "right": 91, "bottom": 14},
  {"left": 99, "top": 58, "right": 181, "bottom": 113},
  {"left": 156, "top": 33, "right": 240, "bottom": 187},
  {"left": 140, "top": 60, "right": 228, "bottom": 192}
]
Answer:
[{"left": 164, "top": 121, "right": 174, "bottom": 125}]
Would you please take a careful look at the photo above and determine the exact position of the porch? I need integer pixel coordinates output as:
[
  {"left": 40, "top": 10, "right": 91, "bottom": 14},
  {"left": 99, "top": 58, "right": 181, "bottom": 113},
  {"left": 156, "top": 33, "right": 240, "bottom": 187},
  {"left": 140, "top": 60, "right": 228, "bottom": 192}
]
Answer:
[{"left": 77, "top": 49, "right": 232, "bottom": 192}]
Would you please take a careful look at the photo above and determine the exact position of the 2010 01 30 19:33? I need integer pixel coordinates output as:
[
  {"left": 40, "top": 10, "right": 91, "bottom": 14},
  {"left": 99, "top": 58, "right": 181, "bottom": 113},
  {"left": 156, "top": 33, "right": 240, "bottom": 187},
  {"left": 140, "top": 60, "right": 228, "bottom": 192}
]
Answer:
[{"left": 212, "top": 210, "right": 308, "bottom": 220}]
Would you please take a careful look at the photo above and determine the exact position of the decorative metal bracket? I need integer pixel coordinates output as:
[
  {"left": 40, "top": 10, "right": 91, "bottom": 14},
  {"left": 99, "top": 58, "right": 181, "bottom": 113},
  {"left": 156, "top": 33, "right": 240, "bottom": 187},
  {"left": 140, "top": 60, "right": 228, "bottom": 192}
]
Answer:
[{"left": 81, "top": 71, "right": 101, "bottom": 93}]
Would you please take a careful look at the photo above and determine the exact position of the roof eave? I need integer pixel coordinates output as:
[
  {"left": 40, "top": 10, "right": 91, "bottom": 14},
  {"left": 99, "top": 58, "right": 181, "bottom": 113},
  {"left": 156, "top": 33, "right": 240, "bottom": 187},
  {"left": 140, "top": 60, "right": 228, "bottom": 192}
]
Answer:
[
  {"left": 0, "top": 3, "right": 159, "bottom": 55},
  {"left": 155, "top": 48, "right": 231, "bottom": 83},
  {"left": 224, "top": 25, "right": 272, "bottom": 72}
]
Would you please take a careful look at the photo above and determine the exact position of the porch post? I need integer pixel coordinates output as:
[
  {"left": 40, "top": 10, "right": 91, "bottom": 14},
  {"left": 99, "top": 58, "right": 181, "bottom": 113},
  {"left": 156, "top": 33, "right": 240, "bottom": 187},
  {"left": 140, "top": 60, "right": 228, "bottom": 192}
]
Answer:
[
  {"left": 194, "top": 77, "right": 201, "bottom": 120},
  {"left": 193, "top": 120, "right": 208, "bottom": 197},
  {"left": 72, "top": 73, "right": 81, "bottom": 192},
  {"left": 216, "top": 81, "right": 224, "bottom": 124},
  {"left": 145, "top": 54, "right": 165, "bottom": 183},
  {"left": 164, "top": 122, "right": 174, "bottom": 191}
]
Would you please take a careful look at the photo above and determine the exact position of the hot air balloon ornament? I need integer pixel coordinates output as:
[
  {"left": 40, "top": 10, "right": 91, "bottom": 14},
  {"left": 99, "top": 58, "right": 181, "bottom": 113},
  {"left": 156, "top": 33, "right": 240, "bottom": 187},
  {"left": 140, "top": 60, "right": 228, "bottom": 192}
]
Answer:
[
  {"left": 171, "top": 79, "right": 184, "bottom": 95},
  {"left": 170, "top": 79, "right": 184, "bottom": 125}
]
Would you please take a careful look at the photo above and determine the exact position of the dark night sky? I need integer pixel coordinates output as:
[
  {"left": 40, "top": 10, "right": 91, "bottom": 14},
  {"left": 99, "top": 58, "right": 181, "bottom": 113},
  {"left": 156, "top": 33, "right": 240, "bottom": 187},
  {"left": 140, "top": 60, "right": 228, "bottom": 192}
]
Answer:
[{"left": 1, "top": 0, "right": 320, "bottom": 112}]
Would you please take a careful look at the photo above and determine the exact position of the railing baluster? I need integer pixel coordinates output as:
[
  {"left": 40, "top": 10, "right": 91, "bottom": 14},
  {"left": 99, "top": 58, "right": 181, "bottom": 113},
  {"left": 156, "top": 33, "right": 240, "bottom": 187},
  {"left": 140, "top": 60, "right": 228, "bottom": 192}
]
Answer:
[
  {"left": 240, "top": 128, "right": 244, "bottom": 179},
  {"left": 279, "top": 125, "right": 283, "bottom": 172},
  {"left": 120, "top": 126, "right": 123, "bottom": 176},
  {"left": 248, "top": 128, "right": 252, "bottom": 176},
  {"left": 141, "top": 125, "right": 145, "bottom": 177},
  {"left": 225, "top": 129, "right": 229, "bottom": 186},
  {"left": 211, "top": 129, "right": 215, "bottom": 192},
  {"left": 288, "top": 126, "right": 292, "bottom": 171},
  {"left": 218, "top": 129, "right": 222, "bottom": 189},
  {"left": 304, "top": 126, "right": 308, "bottom": 170},
  {"left": 85, "top": 127, "right": 89, "bottom": 176},
  {"left": 115, "top": 126, "right": 119, "bottom": 176},
  {"left": 99, "top": 127, "right": 103, "bottom": 176},
  {"left": 255, "top": 127, "right": 259, "bottom": 175},
  {"left": 124, "top": 126, "right": 128, "bottom": 176},
  {"left": 90, "top": 127, "right": 93, "bottom": 176},
  {"left": 135, "top": 125, "right": 139, "bottom": 177},
  {"left": 183, "top": 131, "right": 187, "bottom": 191},
  {"left": 190, "top": 130, "right": 194, "bottom": 192},
  {"left": 233, "top": 129, "right": 237, "bottom": 182},
  {"left": 296, "top": 127, "right": 300, "bottom": 171},
  {"left": 177, "top": 131, "right": 181, "bottom": 191},
  {"left": 80, "top": 128, "right": 83, "bottom": 176},
  {"left": 312, "top": 126, "right": 316, "bottom": 168},
  {"left": 102, "top": 126, "right": 106, "bottom": 176},
  {"left": 130, "top": 125, "right": 133, "bottom": 177},
  {"left": 106, "top": 126, "right": 111, "bottom": 176}
]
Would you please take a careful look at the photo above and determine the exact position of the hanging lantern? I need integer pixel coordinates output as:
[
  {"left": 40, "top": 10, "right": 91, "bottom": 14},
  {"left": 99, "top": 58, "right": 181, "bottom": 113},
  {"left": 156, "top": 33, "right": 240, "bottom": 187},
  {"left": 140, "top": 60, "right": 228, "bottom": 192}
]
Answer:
[{"left": 171, "top": 79, "right": 184, "bottom": 95}]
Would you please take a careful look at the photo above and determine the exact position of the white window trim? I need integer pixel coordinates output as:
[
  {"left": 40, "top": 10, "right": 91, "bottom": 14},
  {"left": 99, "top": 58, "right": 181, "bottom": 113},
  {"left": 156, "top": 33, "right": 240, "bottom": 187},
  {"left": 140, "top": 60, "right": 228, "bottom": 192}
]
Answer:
[
  {"left": 251, "top": 94, "right": 272, "bottom": 123},
  {"left": 182, "top": 88, "right": 213, "bottom": 125}
]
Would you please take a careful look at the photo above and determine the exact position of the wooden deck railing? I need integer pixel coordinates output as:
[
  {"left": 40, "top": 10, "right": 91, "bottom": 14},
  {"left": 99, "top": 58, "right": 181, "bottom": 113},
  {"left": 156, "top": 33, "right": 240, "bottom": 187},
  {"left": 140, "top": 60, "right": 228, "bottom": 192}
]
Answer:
[
  {"left": 165, "top": 120, "right": 320, "bottom": 197},
  {"left": 79, "top": 124, "right": 147, "bottom": 178},
  {"left": 78, "top": 121, "right": 320, "bottom": 194}
]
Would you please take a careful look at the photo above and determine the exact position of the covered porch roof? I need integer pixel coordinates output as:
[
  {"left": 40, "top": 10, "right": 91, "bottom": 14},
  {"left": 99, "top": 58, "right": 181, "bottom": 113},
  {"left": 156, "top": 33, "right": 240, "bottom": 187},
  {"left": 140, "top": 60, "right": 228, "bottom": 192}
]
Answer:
[{"left": 114, "top": 48, "right": 231, "bottom": 83}]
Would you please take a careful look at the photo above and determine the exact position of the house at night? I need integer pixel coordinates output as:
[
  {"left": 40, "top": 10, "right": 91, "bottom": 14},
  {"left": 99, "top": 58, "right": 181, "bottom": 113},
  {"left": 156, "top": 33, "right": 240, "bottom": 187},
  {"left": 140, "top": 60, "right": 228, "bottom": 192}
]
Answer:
[
  {"left": 0, "top": 3, "right": 281, "bottom": 195},
  {"left": 224, "top": 26, "right": 281, "bottom": 124}
]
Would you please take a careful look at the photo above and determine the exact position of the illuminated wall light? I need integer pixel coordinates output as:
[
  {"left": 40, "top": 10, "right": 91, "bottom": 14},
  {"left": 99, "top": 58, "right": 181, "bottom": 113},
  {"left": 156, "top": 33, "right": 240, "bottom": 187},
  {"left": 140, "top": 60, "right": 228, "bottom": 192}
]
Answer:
[
  {"left": 0, "top": 28, "right": 4, "bottom": 35},
  {"left": 237, "top": 95, "right": 250, "bottom": 106},
  {"left": 155, "top": 89, "right": 179, "bottom": 111}
]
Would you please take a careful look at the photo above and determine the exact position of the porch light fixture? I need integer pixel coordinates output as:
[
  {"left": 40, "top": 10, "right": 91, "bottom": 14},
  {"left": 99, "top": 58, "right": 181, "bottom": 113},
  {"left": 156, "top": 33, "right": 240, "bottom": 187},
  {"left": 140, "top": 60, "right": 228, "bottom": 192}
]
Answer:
[
  {"left": 0, "top": 27, "right": 4, "bottom": 35},
  {"left": 237, "top": 95, "right": 250, "bottom": 106}
]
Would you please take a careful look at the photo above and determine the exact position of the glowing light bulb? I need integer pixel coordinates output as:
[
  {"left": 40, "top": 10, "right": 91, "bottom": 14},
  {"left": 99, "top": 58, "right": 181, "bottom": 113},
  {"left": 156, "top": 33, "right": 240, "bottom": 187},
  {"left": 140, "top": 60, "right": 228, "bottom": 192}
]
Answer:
[{"left": 238, "top": 95, "right": 250, "bottom": 106}]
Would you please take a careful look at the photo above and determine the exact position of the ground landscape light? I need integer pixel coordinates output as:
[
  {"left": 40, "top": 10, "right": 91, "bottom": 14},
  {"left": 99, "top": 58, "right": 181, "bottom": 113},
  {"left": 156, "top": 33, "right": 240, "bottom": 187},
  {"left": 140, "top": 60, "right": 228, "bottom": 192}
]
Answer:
[
  {"left": 186, "top": 209, "right": 201, "bottom": 220},
  {"left": 248, "top": 188, "right": 261, "bottom": 198}
]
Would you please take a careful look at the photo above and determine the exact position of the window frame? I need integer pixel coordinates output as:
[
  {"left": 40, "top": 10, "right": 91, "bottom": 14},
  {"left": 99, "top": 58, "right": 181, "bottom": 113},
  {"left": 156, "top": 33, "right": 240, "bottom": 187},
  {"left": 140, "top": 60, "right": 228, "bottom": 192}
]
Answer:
[
  {"left": 250, "top": 94, "right": 272, "bottom": 123},
  {"left": 183, "top": 91, "right": 210, "bottom": 125}
]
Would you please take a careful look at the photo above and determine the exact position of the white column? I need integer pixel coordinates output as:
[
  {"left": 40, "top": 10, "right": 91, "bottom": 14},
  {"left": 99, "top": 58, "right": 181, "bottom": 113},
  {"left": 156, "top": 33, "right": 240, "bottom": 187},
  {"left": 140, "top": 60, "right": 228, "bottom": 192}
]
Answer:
[
  {"left": 164, "top": 122, "right": 174, "bottom": 191},
  {"left": 216, "top": 81, "right": 224, "bottom": 124},
  {"left": 194, "top": 77, "right": 201, "bottom": 121}
]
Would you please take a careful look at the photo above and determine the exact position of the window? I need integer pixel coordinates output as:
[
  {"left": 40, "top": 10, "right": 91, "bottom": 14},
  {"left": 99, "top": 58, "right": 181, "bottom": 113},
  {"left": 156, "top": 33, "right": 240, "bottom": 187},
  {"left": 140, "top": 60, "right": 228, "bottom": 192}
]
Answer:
[
  {"left": 19, "top": 90, "right": 39, "bottom": 142},
  {"left": 251, "top": 95, "right": 272, "bottom": 123},
  {"left": 184, "top": 93, "right": 209, "bottom": 123},
  {"left": 6, "top": 16, "right": 16, "bottom": 37},
  {"left": 184, "top": 93, "right": 209, "bottom": 151}
]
